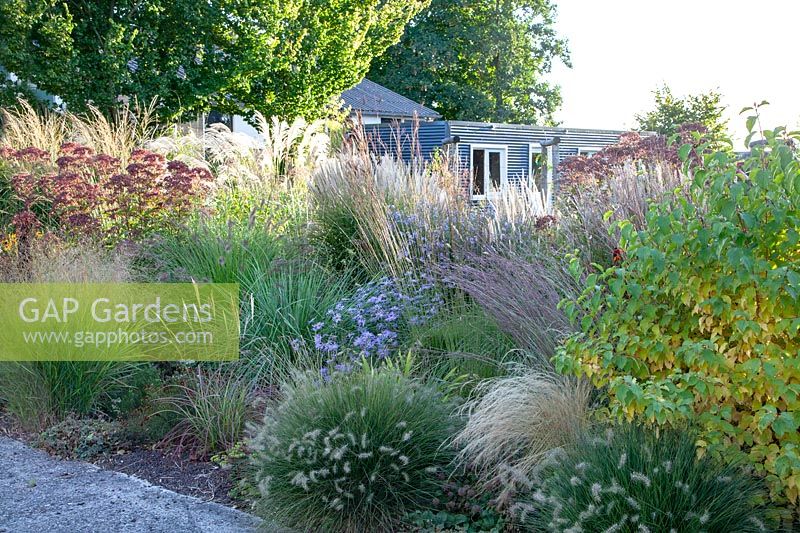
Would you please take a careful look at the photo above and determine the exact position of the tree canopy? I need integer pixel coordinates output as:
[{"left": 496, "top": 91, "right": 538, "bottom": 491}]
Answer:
[
  {"left": 368, "top": 0, "right": 570, "bottom": 124},
  {"left": 635, "top": 85, "right": 728, "bottom": 139},
  {"left": 0, "top": 0, "right": 426, "bottom": 120}
]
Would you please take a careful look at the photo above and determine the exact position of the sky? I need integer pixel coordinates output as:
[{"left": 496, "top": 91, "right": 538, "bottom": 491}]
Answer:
[{"left": 548, "top": 0, "right": 800, "bottom": 148}]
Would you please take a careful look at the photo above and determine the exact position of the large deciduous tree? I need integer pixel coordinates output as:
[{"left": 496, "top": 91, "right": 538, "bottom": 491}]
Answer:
[
  {"left": 0, "top": 0, "right": 426, "bottom": 120},
  {"left": 368, "top": 0, "right": 570, "bottom": 124},
  {"left": 635, "top": 85, "right": 728, "bottom": 139}
]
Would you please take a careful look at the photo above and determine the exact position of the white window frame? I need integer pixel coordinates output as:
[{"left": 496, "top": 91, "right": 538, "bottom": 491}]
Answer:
[
  {"left": 578, "top": 146, "right": 603, "bottom": 157},
  {"left": 468, "top": 144, "right": 508, "bottom": 200}
]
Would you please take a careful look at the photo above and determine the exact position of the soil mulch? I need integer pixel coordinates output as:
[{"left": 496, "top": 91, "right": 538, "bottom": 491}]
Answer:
[
  {"left": 0, "top": 412, "right": 29, "bottom": 442},
  {"left": 93, "top": 448, "right": 243, "bottom": 507}
]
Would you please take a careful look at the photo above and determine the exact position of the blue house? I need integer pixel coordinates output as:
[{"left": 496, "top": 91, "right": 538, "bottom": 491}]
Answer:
[{"left": 344, "top": 79, "right": 636, "bottom": 205}]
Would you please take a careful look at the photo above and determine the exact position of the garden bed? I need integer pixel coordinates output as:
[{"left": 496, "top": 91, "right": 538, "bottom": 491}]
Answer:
[{"left": 1, "top": 105, "right": 798, "bottom": 531}]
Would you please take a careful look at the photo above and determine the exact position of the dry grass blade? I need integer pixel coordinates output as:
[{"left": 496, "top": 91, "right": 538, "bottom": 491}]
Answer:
[
  {"left": 440, "top": 252, "right": 579, "bottom": 364},
  {"left": 69, "top": 98, "right": 161, "bottom": 162},
  {"left": 0, "top": 99, "right": 68, "bottom": 155},
  {"left": 454, "top": 369, "right": 593, "bottom": 496},
  {"left": 0, "top": 98, "right": 161, "bottom": 162}
]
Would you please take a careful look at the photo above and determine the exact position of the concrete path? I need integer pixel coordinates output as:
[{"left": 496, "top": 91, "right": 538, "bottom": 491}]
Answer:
[{"left": 0, "top": 436, "right": 263, "bottom": 533}]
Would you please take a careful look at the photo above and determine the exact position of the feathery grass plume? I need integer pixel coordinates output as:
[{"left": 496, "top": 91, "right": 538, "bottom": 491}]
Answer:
[
  {"left": 0, "top": 98, "right": 161, "bottom": 162},
  {"left": 310, "top": 127, "right": 462, "bottom": 278},
  {"left": 0, "top": 99, "right": 68, "bottom": 156},
  {"left": 558, "top": 158, "right": 688, "bottom": 268},
  {"left": 251, "top": 368, "right": 459, "bottom": 532},
  {"left": 519, "top": 424, "right": 775, "bottom": 532},
  {"left": 141, "top": 128, "right": 206, "bottom": 168},
  {"left": 69, "top": 99, "right": 161, "bottom": 163},
  {"left": 454, "top": 368, "right": 592, "bottom": 497},
  {"left": 203, "top": 113, "right": 331, "bottom": 191},
  {"left": 156, "top": 365, "right": 259, "bottom": 457},
  {"left": 439, "top": 251, "right": 580, "bottom": 366}
]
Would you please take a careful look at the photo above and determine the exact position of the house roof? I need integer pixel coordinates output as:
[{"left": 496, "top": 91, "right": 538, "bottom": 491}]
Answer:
[{"left": 341, "top": 79, "right": 441, "bottom": 120}]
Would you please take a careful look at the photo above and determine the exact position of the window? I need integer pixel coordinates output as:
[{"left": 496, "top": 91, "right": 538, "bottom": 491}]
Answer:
[
  {"left": 529, "top": 145, "right": 547, "bottom": 192},
  {"left": 470, "top": 145, "right": 507, "bottom": 198},
  {"left": 578, "top": 146, "right": 602, "bottom": 157},
  {"left": 205, "top": 111, "right": 233, "bottom": 130}
]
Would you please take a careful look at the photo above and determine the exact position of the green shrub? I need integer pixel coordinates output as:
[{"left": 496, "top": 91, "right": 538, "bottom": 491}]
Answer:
[
  {"left": 519, "top": 424, "right": 773, "bottom": 532},
  {"left": 101, "top": 363, "right": 162, "bottom": 418},
  {"left": 556, "top": 126, "right": 800, "bottom": 506},
  {"left": 251, "top": 369, "right": 459, "bottom": 532},
  {"left": 36, "top": 416, "right": 124, "bottom": 460}
]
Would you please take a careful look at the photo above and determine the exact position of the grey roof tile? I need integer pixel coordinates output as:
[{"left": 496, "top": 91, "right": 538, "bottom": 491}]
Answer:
[{"left": 342, "top": 78, "right": 441, "bottom": 119}]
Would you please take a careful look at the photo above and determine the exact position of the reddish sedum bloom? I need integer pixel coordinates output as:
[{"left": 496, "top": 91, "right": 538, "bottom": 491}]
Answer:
[
  {"left": 92, "top": 154, "right": 121, "bottom": 177},
  {"left": 559, "top": 128, "right": 707, "bottom": 186},
  {"left": 3, "top": 143, "right": 212, "bottom": 244},
  {"left": 13, "top": 147, "right": 50, "bottom": 163},
  {"left": 10, "top": 173, "right": 38, "bottom": 199},
  {"left": 11, "top": 209, "right": 41, "bottom": 239}
]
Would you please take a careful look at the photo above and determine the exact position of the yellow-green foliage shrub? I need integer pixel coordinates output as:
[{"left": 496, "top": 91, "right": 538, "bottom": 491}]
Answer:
[{"left": 556, "top": 129, "right": 800, "bottom": 508}]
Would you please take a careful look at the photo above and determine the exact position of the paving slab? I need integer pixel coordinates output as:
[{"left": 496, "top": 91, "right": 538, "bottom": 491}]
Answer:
[{"left": 0, "top": 436, "right": 264, "bottom": 533}]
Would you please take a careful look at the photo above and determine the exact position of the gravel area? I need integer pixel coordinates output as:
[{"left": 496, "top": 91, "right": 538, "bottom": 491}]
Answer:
[{"left": 0, "top": 436, "right": 264, "bottom": 533}]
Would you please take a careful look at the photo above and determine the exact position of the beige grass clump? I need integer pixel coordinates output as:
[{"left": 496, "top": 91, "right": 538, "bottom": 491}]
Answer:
[
  {"left": 69, "top": 99, "right": 161, "bottom": 162},
  {"left": 0, "top": 100, "right": 68, "bottom": 155},
  {"left": 455, "top": 369, "right": 593, "bottom": 497},
  {"left": 0, "top": 98, "right": 161, "bottom": 162},
  {"left": 204, "top": 113, "right": 331, "bottom": 190},
  {"left": 1, "top": 239, "right": 135, "bottom": 283}
]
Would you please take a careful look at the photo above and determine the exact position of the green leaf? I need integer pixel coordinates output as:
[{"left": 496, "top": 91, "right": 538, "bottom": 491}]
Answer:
[
  {"left": 678, "top": 143, "right": 693, "bottom": 161},
  {"left": 772, "top": 412, "right": 798, "bottom": 438},
  {"left": 757, "top": 407, "right": 777, "bottom": 431}
]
